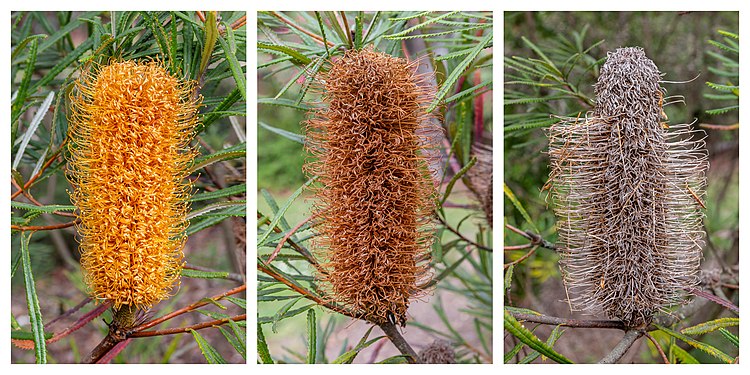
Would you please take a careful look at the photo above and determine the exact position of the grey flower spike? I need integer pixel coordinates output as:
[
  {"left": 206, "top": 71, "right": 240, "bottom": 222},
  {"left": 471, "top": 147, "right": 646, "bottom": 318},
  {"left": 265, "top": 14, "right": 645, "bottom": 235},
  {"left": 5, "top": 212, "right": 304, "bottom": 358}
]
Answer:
[{"left": 547, "top": 47, "right": 709, "bottom": 327}]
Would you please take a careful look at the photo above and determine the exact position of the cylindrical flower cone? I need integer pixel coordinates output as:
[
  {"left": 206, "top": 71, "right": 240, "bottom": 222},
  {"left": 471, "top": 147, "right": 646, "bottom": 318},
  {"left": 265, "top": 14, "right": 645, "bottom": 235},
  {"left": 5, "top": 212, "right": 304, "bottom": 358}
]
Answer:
[
  {"left": 547, "top": 47, "right": 709, "bottom": 327},
  {"left": 305, "top": 47, "right": 437, "bottom": 326},
  {"left": 67, "top": 60, "right": 200, "bottom": 316}
]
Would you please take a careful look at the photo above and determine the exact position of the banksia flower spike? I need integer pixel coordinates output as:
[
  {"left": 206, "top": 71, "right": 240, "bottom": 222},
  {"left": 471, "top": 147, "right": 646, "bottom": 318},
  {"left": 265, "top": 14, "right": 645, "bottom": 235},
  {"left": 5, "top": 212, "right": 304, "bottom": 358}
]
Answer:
[
  {"left": 547, "top": 47, "right": 708, "bottom": 327},
  {"left": 68, "top": 60, "right": 200, "bottom": 319},
  {"left": 305, "top": 47, "right": 437, "bottom": 326}
]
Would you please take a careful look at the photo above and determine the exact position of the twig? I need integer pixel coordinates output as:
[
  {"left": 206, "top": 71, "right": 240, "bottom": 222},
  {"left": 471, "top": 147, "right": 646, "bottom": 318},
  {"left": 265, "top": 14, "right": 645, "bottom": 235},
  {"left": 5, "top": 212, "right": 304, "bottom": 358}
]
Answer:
[
  {"left": 130, "top": 314, "right": 246, "bottom": 337},
  {"left": 10, "top": 139, "right": 67, "bottom": 201},
  {"left": 436, "top": 215, "right": 492, "bottom": 252},
  {"left": 504, "top": 245, "right": 538, "bottom": 270},
  {"left": 257, "top": 212, "right": 319, "bottom": 267},
  {"left": 12, "top": 219, "right": 79, "bottom": 231},
  {"left": 379, "top": 321, "right": 421, "bottom": 364},
  {"left": 643, "top": 331, "right": 669, "bottom": 364},
  {"left": 258, "top": 262, "right": 360, "bottom": 319},
  {"left": 265, "top": 214, "right": 314, "bottom": 265},
  {"left": 132, "top": 284, "right": 246, "bottom": 333},
  {"left": 598, "top": 330, "right": 642, "bottom": 364},
  {"left": 504, "top": 223, "right": 557, "bottom": 251},
  {"left": 339, "top": 11, "right": 352, "bottom": 48},
  {"left": 509, "top": 311, "right": 627, "bottom": 330},
  {"left": 270, "top": 12, "right": 335, "bottom": 47},
  {"left": 699, "top": 122, "right": 739, "bottom": 130}
]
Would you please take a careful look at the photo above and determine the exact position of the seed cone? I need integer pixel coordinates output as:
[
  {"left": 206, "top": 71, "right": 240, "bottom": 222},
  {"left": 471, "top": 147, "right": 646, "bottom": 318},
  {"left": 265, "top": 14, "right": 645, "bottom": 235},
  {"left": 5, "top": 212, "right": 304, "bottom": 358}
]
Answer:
[
  {"left": 305, "top": 47, "right": 436, "bottom": 325},
  {"left": 547, "top": 47, "right": 708, "bottom": 327},
  {"left": 68, "top": 60, "right": 200, "bottom": 310}
]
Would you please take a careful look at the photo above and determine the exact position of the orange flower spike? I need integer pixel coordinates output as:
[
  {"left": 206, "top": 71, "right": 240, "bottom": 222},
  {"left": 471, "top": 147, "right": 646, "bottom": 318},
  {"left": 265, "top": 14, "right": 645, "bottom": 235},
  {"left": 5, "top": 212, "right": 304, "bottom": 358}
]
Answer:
[{"left": 68, "top": 60, "right": 200, "bottom": 314}]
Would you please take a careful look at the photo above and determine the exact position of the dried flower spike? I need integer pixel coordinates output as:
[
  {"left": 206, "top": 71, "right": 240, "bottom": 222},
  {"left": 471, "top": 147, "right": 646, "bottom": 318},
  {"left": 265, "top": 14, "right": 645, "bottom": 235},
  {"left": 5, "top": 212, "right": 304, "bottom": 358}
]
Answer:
[
  {"left": 305, "top": 47, "right": 436, "bottom": 325},
  {"left": 547, "top": 47, "right": 708, "bottom": 327},
  {"left": 68, "top": 60, "right": 200, "bottom": 311}
]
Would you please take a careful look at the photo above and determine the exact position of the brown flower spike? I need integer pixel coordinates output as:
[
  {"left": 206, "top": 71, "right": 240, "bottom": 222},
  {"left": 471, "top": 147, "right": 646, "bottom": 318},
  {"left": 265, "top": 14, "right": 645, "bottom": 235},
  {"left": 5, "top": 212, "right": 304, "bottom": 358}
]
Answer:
[
  {"left": 547, "top": 47, "right": 708, "bottom": 327},
  {"left": 305, "top": 47, "right": 436, "bottom": 325},
  {"left": 68, "top": 60, "right": 200, "bottom": 311}
]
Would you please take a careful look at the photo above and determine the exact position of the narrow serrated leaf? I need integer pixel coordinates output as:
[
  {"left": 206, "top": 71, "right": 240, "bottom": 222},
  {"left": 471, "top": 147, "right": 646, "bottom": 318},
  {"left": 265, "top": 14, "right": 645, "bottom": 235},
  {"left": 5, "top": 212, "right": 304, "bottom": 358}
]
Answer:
[
  {"left": 504, "top": 310, "right": 572, "bottom": 364},
  {"left": 190, "top": 329, "right": 227, "bottom": 364},
  {"left": 655, "top": 324, "right": 734, "bottom": 363}
]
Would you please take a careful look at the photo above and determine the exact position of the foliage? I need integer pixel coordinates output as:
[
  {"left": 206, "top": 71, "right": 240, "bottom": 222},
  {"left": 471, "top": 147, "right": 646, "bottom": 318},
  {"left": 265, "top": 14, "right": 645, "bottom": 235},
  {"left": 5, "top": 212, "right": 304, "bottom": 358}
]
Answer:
[
  {"left": 11, "top": 11, "right": 246, "bottom": 363},
  {"left": 257, "top": 11, "right": 492, "bottom": 363},
  {"left": 504, "top": 12, "right": 738, "bottom": 364},
  {"left": 704, "top": 30, "right": 739, "bottom": 116}
]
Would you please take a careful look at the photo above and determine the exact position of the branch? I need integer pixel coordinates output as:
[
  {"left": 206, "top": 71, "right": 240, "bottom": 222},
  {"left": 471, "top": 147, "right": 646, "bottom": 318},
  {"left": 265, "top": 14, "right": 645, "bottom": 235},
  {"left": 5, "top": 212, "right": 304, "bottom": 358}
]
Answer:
[
  {"left": 129, "top": 314, "right": 246, "bottom": 337},
  {"left": 598, "top": 330, "right": 643, "bottom": 364},
  {"left": 644, "top": 331, "right": 669, "bottom": 364},
  {"left": 437, "top": 215, "right": 492, "bottom": 252},
  {"left": 269, "top": 12, "right": 335, "bottom": 47},
  {"left": 264, "top": 214, "right": 315, "bottom": 265},
  {"left": 504, "top": 223, "right": 557, "bottom": 251},
  {"left": 132, "top": 284, "right": 246, "bottom": 333},
  {"left": 12, "top": 219, "right": 79, "bottom": 231},
  {"left": 509, "top": 311, "right": 627, "bottom": 330},
  {"left": 11, "top": 139, "right": 67, "bottom": 200},
  {"left": 258, "top": 262, "right": 361, "bottom": 319},
  {"left": 379, "top": 321, "right": 420, "bottom": 364}
]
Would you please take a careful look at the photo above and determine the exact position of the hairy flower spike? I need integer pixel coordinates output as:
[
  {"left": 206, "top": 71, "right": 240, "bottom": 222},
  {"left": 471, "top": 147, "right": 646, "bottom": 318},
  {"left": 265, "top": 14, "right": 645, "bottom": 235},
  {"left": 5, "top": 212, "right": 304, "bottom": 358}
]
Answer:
[
  {"left": 547, "top": 47, "right": 708, "bottom": 327},
  {"left": 68, "top": 60, "right": 200, "bottom": 310},
  {"left": 305, "top": 47, "right": 436, "bottom": 325}
]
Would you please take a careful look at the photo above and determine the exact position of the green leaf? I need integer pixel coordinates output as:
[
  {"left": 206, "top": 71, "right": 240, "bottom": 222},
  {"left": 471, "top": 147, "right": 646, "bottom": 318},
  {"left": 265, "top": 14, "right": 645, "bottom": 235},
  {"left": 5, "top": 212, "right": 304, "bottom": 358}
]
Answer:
[
  {"left": 257, "top": 41, "right": 312, "bottom": 65},
  {"left": 655, "top": 324, "right": 734, "bottom": 363},
  {"left": 259, "top": 121, "right": 306, "bottom": 145},
  {"left": 198, "top": 11, "right": 218, "bottom": 78},
  {"left": 444, "top": 80, "right": 492, "bottom": 105},
  {"left": 218, "top": 34, "right": 246, "bottom": 101},
  {"left": 187, "top": 200, "right": 246, "bottom": 220},
  {"left": 190, "top": 329, "right": 227, "bottom": 364},
  {"left": 306, "top": 309, "right": 317, "bottom": 364},
  {"left": 12, "top": 91, "right": 54, "bottom": 170},
  {"left": 188, "top": 142, "right": 246, "bottom": 174},
  {"left": 520, "top": 324, "right": 565, "bottom": 364},
  {"left": 257, "top": 97, "right": 311, "bottom": 111},
  {"left": 190, "top": 183, "right": 246, "bottom": 202},
  {"left": 504, "top": 309, "right": 572, "bottom": 364},
  {"left": 257, "top": 177, "right": 317, "bottom": 246},
  {"left": 718, "top": 328, "right": 739, "bottom": 348},
  {"left": 706, "top": 82, "right": 739, "bottom": 92},
  {"left": 11, "top": 201, "right": 76, "bottom": 213},
  {"left": 504, "top": 264, "right": 514, "bottom": 292},
  {"left": 217, "top": 325, "right": 246, "bottom": 360},
  {"left": 440, "top": 157, "right": 476, "bottom": 205},
  {"left": 503, "top": 182, "right": 540, "bottom": 233},
  {"left": 181, "top": 268, "right": 230, "bottom": 279},
  {"left": 12, "top": 37, "right": 39, "bottom": 136},
  {"left": 671, "top": 344, "right": 699, "bottom": 364},
  {"left": 21, "top": 231, "right": 47, "bottom": 363},
  {"left": 681, "top": 317, "right": 739, "bottom": 336},
  {"left": 257, "top": 323, "right": 274, "bottom": 364},
  {"left": 705, "top": 105, "right": 739, "bottom": 115},
  {"left": 10, "top": 330, "right": 54, "bottom": 341},
  {"left": 332, "top": 327, "right": 382, "bottom": 364},
  {"left": 199, "top": 87, "right": 243, "bottom": 133},
  {"left": 428, "top": 31, "right": 492, "bottom": 113},
  {"left": 384, "top": 11, "right": 459, "bottom": 39}
]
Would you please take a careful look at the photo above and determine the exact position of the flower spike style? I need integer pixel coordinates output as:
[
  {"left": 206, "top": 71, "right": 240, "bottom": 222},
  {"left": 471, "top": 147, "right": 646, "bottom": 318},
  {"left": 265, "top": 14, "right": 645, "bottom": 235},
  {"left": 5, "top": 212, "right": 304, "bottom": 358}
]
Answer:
[
  {"left": 547, "top": 47, "right": 709, "bottom": 327},
  {"left": 305, "top": 47, "right": 437, "bottom": 326},
  {"left": 68, "top": 60, "right": 200, "bottom": 312}
]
